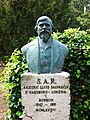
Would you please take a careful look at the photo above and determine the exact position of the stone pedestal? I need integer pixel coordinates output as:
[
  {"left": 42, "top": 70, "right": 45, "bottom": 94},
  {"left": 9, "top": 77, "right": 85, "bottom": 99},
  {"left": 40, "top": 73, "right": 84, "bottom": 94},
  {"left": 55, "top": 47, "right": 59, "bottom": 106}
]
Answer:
[{"left": 21, "top": 72, "right": 70, "bottom": 120}]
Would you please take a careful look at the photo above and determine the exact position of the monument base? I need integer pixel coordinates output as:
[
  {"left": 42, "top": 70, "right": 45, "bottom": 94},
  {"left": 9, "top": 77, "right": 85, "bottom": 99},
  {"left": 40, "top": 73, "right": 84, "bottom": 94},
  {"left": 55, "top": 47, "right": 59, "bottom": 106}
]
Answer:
[{"left": 21, "top": 72, "right": 70, "bottom": 120}]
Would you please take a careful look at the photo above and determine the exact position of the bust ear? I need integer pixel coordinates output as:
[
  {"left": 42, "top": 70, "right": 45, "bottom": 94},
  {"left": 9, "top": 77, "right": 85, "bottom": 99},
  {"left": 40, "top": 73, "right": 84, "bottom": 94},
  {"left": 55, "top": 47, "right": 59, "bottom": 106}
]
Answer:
[
  {"left": 52, "top": 24, "right": 55, "bottom": 31},
  {"left": 34, "top": 25, "right": 37, "bottom": 31}
]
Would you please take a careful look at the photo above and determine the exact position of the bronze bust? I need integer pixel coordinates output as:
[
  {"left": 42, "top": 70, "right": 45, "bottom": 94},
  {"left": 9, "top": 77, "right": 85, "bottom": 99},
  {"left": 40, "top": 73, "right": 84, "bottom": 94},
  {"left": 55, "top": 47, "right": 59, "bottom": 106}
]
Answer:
[{"left": 21, "top": 16, "right": 68, "bottom": 73}]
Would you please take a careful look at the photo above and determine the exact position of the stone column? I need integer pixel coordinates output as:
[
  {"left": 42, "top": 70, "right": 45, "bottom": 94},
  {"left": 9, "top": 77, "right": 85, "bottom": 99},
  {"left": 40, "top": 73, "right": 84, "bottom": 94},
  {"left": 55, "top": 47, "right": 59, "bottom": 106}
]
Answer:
[{"left": 21, "top": 72, "right": 70, "bottom": 120}]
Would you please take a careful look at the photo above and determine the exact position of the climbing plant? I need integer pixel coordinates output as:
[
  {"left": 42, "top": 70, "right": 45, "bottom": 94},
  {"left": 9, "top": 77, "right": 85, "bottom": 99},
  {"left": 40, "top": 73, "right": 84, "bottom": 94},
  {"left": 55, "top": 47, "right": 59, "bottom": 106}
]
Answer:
[{"left": 2, "top": 28, "right": 90, "bottom": 119}]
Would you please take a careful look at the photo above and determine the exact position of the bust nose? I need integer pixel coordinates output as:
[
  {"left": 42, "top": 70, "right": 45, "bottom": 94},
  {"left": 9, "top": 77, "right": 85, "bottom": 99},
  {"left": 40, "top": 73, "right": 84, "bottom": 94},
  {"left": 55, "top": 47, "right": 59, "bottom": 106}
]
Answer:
[{"left": 43, "top": 24, "right": 46, "bottom": 29}]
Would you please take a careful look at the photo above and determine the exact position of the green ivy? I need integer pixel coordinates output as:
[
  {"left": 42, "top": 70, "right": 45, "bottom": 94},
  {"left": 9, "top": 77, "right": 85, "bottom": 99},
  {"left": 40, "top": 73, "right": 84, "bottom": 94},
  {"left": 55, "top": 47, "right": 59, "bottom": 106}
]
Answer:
[
  {"left": 2, "top": 49, "right": 28, "bottom": 119},
  {"left": 53, "top": 28, "right": 90, "bottom": 120},
  {"left": 2, "top": 28, "right": 90, "bottom": 119}
]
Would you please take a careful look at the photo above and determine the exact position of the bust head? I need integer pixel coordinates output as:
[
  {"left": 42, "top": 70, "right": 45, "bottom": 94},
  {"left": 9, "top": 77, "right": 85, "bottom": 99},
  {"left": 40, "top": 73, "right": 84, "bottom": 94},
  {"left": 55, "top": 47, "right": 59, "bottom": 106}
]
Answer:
[{"left": 35, "top": 16, "right": 53, "bottom": 42}]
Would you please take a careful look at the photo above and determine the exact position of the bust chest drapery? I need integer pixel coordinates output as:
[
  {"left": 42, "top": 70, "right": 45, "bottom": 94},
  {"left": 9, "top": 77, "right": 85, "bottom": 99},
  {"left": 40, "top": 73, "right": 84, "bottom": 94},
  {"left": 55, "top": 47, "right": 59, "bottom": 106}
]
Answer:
[{"left": 21, "top": 37, "right": 68, "bottom": 73}]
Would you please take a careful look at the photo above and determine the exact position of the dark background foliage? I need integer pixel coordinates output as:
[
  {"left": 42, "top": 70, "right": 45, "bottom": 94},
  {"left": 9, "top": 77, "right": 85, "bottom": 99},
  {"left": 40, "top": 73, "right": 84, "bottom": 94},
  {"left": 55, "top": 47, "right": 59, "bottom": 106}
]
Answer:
[
  {"left": 2, "top": 29, "right": 90, "bottom": 119},
  {"left": 0, "top": 0, "right": 90, "bottom": 57}
]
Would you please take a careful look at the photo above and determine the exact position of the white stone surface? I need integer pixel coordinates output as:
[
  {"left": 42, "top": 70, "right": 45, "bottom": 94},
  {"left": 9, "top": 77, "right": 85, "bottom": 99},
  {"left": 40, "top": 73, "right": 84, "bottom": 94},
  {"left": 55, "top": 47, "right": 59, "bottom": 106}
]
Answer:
[{"left": 21, "top": 72, "right": 70, "bottom": 120}]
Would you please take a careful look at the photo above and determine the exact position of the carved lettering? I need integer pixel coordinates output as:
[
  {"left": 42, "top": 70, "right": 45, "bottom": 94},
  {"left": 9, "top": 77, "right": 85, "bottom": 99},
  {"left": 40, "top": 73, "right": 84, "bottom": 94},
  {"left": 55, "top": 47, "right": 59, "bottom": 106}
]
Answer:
[
  {"left": 51, "top": 78, "right": 57, "bottom": 84},
  {"left": 37, "top": 78, "right": 42, "bottom": 84},
  {"left": 43, "top": 79, "right": 49, "bottom": 84}
]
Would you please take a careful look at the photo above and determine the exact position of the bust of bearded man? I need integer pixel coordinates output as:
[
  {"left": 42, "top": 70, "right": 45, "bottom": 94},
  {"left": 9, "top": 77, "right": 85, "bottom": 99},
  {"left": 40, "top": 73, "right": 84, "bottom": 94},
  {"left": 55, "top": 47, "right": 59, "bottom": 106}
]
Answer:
[{"left": 21, "top": 16, "right": 69, "bottom": 74}]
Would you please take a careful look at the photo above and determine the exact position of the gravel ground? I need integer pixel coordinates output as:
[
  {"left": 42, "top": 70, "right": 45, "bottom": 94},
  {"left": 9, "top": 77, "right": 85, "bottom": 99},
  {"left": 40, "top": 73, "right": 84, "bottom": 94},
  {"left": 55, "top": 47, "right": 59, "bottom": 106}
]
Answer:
[{"left": 0, "top": 66, "right": 7, "bottom": 120}]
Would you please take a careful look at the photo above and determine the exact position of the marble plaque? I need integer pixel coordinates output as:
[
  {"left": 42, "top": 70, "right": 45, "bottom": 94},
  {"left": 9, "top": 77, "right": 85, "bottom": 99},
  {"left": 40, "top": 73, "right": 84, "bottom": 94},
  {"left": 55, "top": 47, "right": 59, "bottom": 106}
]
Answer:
[{"left": 21, "top": 72, "right": 70, "bottom": 120}]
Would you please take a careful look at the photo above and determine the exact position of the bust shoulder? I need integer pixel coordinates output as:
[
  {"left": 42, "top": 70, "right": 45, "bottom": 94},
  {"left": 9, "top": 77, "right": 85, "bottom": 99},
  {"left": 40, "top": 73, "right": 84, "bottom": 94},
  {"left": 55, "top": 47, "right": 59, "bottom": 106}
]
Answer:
[
  {"left": 53, "top": 38, "right": 69, "bottom": 57},
  {"left": 21, "top": 38, "right": 37, "bottom": 57},
  {"left": 53, "top": 38, "right": 68, "bottom": 49}
]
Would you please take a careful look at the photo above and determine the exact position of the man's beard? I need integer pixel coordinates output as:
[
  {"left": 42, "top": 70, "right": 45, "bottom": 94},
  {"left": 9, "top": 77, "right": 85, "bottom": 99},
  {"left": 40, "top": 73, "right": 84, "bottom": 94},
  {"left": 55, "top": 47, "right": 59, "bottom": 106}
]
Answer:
[{"left": 39, "top": 30, "right": 51, "bottom": 42}]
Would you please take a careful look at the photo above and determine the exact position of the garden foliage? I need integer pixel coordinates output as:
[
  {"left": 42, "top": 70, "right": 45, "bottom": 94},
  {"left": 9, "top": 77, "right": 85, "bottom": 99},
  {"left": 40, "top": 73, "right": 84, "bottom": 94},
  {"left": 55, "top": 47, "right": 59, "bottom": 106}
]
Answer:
[
  {"left": 2, "top": 50, "right": 28, "bottom": 119},
  {"left": 0, "top": 0, "right": 90, "bottom": 57},
  {"left": 2, "top": 28, "right": 90, "bottom": 119}
]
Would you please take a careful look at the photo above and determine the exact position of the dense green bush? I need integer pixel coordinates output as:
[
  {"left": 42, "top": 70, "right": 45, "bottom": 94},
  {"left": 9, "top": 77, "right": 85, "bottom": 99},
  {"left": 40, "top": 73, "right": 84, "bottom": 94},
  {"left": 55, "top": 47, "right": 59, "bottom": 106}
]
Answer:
[
  {"left": 53, "top": 28, "right": 90, "bottom": 119},
  {"left": 2, "top": 28, "right": 90, "bottom": 119},
  {"left": 2, "top": 50, "right": 28, "bottom": 119}
]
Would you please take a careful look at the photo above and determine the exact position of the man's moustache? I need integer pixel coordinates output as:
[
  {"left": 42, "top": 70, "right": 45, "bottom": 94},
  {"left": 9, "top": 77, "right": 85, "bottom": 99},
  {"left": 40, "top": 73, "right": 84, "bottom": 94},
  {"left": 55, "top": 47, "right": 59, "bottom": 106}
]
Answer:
[{"left": 40, "top": 30, "right": 50, "bottom": 34}]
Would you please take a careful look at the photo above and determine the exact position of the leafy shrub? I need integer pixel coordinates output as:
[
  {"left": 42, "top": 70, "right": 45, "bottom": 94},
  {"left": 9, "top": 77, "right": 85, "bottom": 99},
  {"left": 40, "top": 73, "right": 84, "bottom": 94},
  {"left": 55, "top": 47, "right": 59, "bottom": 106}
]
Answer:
[
  {"left": 53, "top": 28, "right": 90, "bottom": 120},
  {"left": 2, "top": 28, "right": 90, "bottom": 119},
  {"left": 2, "top": 50, "right": 28, "bottom": 119}
]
